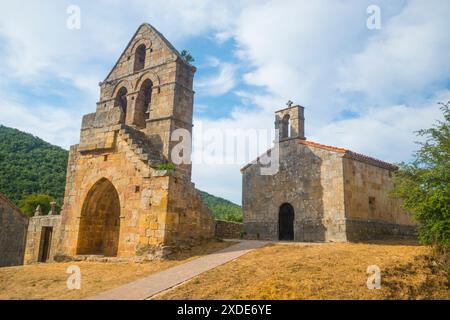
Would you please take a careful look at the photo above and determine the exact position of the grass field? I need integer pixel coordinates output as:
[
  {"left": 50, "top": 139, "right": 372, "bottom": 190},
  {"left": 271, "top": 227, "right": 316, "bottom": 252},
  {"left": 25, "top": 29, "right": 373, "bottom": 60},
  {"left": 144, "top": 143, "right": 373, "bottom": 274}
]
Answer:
[
  {"left": 156, "top": 241, "right": 449, "bottom": 300},
  {"left": 0, "top": 240, "right": 233, "bottom": 300},
  {"left": 1, "top": 240, "right": 448, "bottom": 300}
]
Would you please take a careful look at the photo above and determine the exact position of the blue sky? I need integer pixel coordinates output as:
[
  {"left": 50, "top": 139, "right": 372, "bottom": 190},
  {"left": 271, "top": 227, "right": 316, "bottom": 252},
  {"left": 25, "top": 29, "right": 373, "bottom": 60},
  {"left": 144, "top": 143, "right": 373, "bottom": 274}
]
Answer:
[{"left": 1, "top": 0, "right": 449, "bottom": 204}]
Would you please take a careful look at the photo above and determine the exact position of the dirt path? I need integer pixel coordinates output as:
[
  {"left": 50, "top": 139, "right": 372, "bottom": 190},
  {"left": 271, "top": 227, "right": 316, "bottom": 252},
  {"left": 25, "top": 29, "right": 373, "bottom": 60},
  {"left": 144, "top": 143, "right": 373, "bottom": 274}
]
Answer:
[{"left": 88, "top": 240, "right": 269, "bottom": 300}]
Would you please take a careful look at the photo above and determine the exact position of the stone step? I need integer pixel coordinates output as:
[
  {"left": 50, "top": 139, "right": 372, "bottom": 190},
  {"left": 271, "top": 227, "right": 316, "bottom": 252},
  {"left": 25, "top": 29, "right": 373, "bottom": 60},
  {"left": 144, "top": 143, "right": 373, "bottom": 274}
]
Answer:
[{"left": 118, "top": 125, "right": 165, "bottom": 175}]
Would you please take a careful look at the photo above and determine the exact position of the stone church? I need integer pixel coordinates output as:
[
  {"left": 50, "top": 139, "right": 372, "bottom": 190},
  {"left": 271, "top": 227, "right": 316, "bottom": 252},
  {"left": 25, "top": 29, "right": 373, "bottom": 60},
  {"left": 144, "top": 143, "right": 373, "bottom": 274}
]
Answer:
[
  {"left": 241, "top": 103, "right": 416, "bottom": 242},
  {"left": 24, "top": 23, "right": 214, "bottom": 263}
]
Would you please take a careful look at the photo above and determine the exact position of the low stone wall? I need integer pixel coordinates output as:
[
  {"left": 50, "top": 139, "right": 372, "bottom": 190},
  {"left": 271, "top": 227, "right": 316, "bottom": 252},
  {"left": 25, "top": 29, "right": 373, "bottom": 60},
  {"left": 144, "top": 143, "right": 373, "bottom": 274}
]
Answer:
[
  {"left": 243, "top": 219, "right": 327, "bottom": 241},
  {"left": 345, "top": 219, "right": 418, "bottom": 241},
  {"left": 215, "top": 220, "right": 243, "bottom": 239}
]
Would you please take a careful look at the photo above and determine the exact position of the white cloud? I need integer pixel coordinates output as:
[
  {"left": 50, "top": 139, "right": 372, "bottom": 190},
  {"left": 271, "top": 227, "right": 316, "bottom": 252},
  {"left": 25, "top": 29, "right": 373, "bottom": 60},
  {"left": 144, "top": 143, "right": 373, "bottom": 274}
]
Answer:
[
  {"left": 214, "top": 31, "right": 233, "bottom": 44},
  {"left": 1, "top": 0, "right": 449, "bottom": 204},
  {"left": 233, "top": 0, "right": 373, "bottom": 118},
  {"left": 191, "top": 0, "right": 450, "bottom": 203},
  {"left": 192, "top": 107, "right": 275, "bottom": 203},
  {"left": 338, "top": 0, "right": 450, "bottom": 104},
  {"left": 0, "top": 98, "right": 81, "bottom": 149},
  {"left": 196, "top": 58, "right": 238, "bottom": 96},
  {"left": 312, "top": 91, "right": 450, "bottom": 163}
]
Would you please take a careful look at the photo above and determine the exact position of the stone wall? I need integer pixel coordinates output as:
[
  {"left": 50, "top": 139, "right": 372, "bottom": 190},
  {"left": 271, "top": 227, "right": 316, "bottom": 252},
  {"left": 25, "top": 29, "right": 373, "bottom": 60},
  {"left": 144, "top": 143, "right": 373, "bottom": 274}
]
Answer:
[
  {"left": 242, "top": 138, "right": 347, "bottom": 242},
  {"left": 345, "top": 219, "right": 417, "bottom": 241},
  {"left": 241, "top": 126, "right": 417, "bottom": 243},
  {"left": 215, "top": 220, "right": 243, "bottom": 239},
  {"left": 24, "top": 214, "right": 62, "bottom": 264},
  {"left": 53, "top": 24, "right": 214, "bottom": 261},
  {"left": 0, "top": 193, "right": 28, "bottom": 267},
  {"left": 342, "top": 157, "right": 416, "bottom": 240},
  {"left": 59, "top": 137, "right": 174, "bottom": 259},
  {"left": 164, "top": 177, "right": 215, "bottom": 246}
]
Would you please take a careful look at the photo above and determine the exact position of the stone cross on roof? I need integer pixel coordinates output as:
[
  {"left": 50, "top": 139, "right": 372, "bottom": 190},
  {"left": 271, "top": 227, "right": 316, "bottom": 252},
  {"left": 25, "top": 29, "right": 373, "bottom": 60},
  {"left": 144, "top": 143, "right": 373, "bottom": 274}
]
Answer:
[{"left": 286, "top": 100, "right": 293, "bottom": 108}]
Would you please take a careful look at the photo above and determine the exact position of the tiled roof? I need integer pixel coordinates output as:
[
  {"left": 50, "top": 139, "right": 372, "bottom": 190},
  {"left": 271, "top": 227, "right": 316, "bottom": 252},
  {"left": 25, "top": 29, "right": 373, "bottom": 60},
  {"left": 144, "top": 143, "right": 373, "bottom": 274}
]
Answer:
[
  {"left": 241, "top": 139, "right": 398, "bottom": 172},
  {"left": 298, "top": 140, "right": 398, "bottom": 170},
  {"left": 297, "top": 140, "right": 348, "bottom": 153}
]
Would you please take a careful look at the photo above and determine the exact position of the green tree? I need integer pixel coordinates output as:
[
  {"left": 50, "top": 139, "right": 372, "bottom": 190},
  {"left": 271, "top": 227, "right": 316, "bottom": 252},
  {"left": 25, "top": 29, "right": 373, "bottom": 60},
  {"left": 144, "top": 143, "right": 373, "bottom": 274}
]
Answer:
[
  {"left": 18, "top": 194, "right": 55, "bottom": 217},
  {"left": 393, "top": 102, "right": 450, "bottom": 252}
]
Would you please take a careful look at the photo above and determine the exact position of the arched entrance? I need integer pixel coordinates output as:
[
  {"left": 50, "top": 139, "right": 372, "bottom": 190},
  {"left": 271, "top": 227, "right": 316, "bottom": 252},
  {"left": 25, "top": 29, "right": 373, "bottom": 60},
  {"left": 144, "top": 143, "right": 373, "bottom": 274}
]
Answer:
[
  {"left": 76, "top": 178, "right": 121, "bottom": 256},
  {"left": 279, "top": 203, "right": 294, "bottom": 241}
]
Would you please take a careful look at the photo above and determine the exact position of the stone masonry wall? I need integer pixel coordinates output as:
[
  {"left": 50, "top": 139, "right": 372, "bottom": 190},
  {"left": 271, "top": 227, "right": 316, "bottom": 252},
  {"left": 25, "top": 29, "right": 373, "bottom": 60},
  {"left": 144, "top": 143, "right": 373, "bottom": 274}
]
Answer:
[
  {"left": 342, "top": 157, "right": 416, "bottom": 241},
  {"left": 164, "top": 176, "right": 215, "bottom": 246},
  {"left": 0, "top": 193, "right": 28, "bottom": 267},
  {"left": 24, "top": 215, "right": 62, "bottom": 264},
  {"left": 215, "top": 220, "right": 243, "bottom": 239},
  {"left": 54, "top": 24, "right": 214, "bottom": 261},
  {"left": 59, "top": 136, "right": 172, "bottom": 259},
  {"left": 242, "top": 139, "right": 347, "bottom": 242}
]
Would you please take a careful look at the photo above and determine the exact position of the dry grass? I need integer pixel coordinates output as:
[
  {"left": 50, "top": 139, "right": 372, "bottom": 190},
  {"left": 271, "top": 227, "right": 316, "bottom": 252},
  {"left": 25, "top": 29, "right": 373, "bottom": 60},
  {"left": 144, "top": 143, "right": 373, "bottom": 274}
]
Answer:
[
  {"left": 0, "top": 240, "right": 233, "bottom": 300},
  {"left": 157, "top": 241, "right": 449, "bottom": 300}
]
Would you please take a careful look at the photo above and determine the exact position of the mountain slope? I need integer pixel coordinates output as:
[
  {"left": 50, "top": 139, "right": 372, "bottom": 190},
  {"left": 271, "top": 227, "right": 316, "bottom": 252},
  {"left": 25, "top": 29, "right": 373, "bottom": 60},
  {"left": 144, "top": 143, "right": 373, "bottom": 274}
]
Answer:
[
  {"left": 0, "top": 125, "right": 242, "bottom": 221},
  {"left": 0, "top": 125, "right": 68, "bottom": 204},
  {"left": 198, "top": 190, "right": 243, "bottom": 222}
]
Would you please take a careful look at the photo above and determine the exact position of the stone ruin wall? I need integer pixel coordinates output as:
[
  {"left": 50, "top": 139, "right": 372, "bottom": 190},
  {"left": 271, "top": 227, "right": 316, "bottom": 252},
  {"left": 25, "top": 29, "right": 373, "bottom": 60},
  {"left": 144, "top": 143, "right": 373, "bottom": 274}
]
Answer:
[
  {"left": 0, "top": 193, "right": 28, "bottom": 267},
  {"left": 214, "top": 220, "right": 243, "bottom": 239},
  {"left": 24, "top": 214, "right": 61, "bottom": 264}
]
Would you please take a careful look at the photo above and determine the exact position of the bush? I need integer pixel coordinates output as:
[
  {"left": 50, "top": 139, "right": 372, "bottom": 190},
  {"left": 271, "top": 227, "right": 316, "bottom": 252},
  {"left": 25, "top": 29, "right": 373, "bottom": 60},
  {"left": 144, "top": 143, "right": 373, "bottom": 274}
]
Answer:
[
  {"left": 157, "top": 162, "right": 176, "bottom": 171},
  {"left": 393, "top": 102, "right": 450, "bottom": 253},
  {"left": 18, "top": 194, "right": 56, "bottom": 217}
]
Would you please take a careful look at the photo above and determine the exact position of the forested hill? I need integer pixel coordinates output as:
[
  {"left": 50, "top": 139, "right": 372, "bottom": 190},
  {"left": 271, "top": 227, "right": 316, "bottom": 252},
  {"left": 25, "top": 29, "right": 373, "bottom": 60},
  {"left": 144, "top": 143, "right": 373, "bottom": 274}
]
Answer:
[
  {"left": 0, "top": 125, "right": 242, "bottom": 221},
  {"left": 198, "top": 190, "right": 243, "bottom": 222},
  {"left": 0, "top": 125, "right": 68, "bottom": 204}
]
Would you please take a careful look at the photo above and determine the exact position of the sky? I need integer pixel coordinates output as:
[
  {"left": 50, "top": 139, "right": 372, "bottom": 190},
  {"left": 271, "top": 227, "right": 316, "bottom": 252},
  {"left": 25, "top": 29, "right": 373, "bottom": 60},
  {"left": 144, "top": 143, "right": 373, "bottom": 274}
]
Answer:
[{"left": 0, "top": 0, "right": 449, "bottom": 204}]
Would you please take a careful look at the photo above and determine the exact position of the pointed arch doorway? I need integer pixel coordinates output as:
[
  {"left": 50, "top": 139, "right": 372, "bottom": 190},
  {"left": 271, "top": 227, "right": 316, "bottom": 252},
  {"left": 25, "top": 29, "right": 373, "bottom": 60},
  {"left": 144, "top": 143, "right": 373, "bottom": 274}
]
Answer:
[
  {"left": 76, "top": 178, "right": 121, "bottom": 256},
  {"left": 279, "top": 203, "right": 294, "bottom": 241}
]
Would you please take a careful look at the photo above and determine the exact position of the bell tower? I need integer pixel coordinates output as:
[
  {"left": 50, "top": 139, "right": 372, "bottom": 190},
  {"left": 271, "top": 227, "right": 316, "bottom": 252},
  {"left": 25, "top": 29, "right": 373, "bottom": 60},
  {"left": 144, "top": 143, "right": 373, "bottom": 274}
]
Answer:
[
  {"left": 274, "top": 101, "right": 306, "bottom": 141},
  {"left": 57, "top": 23, "right": 214, "bottom": 261},
  {"left": 96, "top": 23, "right": 196, "bottom": 177}
]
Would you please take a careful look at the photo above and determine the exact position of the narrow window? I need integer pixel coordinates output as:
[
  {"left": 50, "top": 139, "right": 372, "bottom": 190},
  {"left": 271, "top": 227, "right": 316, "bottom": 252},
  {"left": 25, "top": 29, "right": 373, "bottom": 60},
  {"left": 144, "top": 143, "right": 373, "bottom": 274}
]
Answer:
[
  {"left": 115, "top": 87, "right": 128, "bottom": 115},
  {"left": 134, "top": 44, "right": 146, "bottom": 72},
  {"left": 369, "top": 196, "right": 376, "bottom": 213},
  {"left": 134, "top": 79, "right": 153, "bottom": 127},
  {"left": 281, "top": 114, "right": 291, "bottom": 139}
]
